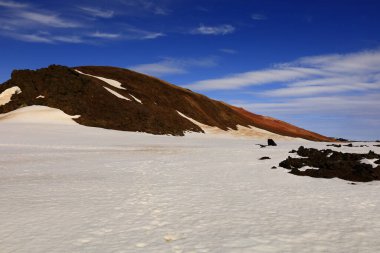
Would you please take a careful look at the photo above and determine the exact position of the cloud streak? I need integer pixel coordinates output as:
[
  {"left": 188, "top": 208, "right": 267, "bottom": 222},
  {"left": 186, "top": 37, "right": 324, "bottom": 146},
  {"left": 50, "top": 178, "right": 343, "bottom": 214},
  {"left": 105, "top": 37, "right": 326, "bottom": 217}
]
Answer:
[
  {"left": 192, "top": 24, "right": 235, "bottom": 35},
  {"left": 0, "top": 0, "right": 27, "bottom": 8},
  {"left": 79, "top": 6, "right": 114, "bottom": 18},
  {"left": 188, "top": 49, "right": 380, "bottom": 97},
  {"left": 251, "top": 13, "right": 267, "bottom": 20},
  {"left": 0, "top": 1, "right": 166, "bottom": 44},
  {"left": 130, "top": 57, "right": 218, "bottom": 76}
]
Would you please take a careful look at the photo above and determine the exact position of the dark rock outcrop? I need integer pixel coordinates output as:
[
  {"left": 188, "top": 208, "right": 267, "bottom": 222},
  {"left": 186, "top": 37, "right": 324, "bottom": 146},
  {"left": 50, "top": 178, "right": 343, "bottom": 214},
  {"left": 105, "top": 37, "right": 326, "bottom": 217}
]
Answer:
[
  {"left": 259, "top": 157, "right": 271, "bottom": 160},
  {"left": 279, "top": 146, "right": 380, "bottom": 182},
  {"left": 267, "top": 139, "right": 277, "bottom": 146},
  {"left": 327, "top": 144, "right": 342, "bottom": 148}
]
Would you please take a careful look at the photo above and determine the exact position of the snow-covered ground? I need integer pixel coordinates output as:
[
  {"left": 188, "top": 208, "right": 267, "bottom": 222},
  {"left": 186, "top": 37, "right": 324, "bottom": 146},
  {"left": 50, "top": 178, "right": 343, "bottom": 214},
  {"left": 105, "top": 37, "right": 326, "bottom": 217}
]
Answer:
[{"left": 1, "top": 108, "right": 380, "bottom": 253}]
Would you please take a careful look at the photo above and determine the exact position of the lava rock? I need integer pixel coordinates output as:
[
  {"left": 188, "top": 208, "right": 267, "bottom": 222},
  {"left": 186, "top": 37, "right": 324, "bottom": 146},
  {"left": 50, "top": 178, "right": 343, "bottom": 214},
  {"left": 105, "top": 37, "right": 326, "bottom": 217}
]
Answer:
[
  {"left": 259, "top": 156, "right": 271, "bottom": 160},
  {"left": 267, "top": 139, "right": 277, "bottom": 146},
  {"left": 279, "top": 147, "right": 380, "bottom": 182},
  {"left": 327, "top": 144, "right": 341, "bottom": 148},
  {"left": 289, "top": 149, "right": 297, "bottom": 153},
  {"left": 271, "top": 166, "right": 277, "bottom": 169}
]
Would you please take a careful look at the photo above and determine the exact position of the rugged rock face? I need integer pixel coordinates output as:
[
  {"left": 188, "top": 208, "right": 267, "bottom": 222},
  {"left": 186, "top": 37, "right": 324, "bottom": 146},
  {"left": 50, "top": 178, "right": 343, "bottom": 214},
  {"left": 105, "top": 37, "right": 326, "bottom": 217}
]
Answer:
[
  {"left": 0, "top": 64, "right": 335, "bottom": 140},
  {"left": 279, "top": 146, "right": 380, "bottom": 182}
]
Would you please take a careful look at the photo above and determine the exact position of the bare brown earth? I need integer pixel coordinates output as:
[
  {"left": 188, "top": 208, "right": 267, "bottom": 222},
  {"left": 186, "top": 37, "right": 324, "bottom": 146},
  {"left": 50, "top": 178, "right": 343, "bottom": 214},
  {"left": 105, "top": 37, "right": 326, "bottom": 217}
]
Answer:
[
  {"left": 231, "top": 106, "right": 334, "bottom": 142},
  {"left": 0, "top": 65, "right": 335, "bottom": 141}
]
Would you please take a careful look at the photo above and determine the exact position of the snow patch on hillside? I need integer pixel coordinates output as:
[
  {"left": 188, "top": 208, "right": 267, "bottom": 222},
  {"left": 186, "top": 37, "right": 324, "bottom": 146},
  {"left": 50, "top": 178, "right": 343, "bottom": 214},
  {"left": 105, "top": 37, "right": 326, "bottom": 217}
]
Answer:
[
  {"left": 103, "top": 87, "right": 131, "bottom": 101},
  {"left": 130, "top": 94, "right": 142, "bottom": 104},
  {"left": 0, "top": 105, "right": 80, "bottom": 125},
  {"left": 177, "top": 110, "right": 296, "bottom": 140},
  {"left": 0, "top": 86, "right": 21, "bottom": 106},
  {"left": 75, "top": 70, "right": 126, "bottom": 90}
]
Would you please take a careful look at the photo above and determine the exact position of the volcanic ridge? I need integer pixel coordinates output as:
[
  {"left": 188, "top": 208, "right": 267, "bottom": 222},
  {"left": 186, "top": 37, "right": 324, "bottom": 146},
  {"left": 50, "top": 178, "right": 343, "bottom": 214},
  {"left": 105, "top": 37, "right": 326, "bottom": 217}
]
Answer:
[{"left": 0, "top": 65, "right": 334, "bottom": 141}]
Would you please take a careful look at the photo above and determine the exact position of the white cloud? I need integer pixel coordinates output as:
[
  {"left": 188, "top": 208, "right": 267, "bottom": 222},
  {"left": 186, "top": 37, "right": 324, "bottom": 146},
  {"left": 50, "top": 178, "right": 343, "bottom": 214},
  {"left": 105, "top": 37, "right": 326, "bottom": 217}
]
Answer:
[
  {"left": 79, "top": 6, "right": 114, "bottom": 18},
  {"left": 120, "top": 0, "right": 170, "bottom": 16},
  {"left": 239, "top": 94, "right": 380, "bottom": 116},
  {"left": 0, "top": 0, "right": 27, "bottom": 8},
  {"left": 0, "top": 1, "right": 165, "bottom": 44},
  {"left": 251, "top": 13, "right": 267, "bottom": 20},
  {"left": 124, "top": 27, "right": 165, "bottom": 40},
  {"left": 14, "top": 33, "right": 54, "bottom": 43},
  {"left": 188, "top": 67, "right": 325, "bottom": 90},
  {"left": 89, "top": 31, "right": 120, "bottom": 39},
  {"left": 130, "top": 57, "right": 218, "bottom": 76},
  {"left": 188, "top": 49, "right": 380, "bottom": 97},
  {"left": 17, "top": 10, "right": 81, "bottom": 28},
  {"left": 192, "top": 24, "right": 235, "bottom": 35},
  {"left": 11, "top": 32, "right": 84, "bottom": 43}
]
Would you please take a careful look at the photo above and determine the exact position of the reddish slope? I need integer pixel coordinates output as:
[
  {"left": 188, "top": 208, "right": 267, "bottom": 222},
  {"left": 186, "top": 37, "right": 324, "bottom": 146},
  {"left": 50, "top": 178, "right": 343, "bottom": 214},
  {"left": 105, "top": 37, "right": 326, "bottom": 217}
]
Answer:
[{"left": 231, "top": 106, "right": 334, "bottom": 142}]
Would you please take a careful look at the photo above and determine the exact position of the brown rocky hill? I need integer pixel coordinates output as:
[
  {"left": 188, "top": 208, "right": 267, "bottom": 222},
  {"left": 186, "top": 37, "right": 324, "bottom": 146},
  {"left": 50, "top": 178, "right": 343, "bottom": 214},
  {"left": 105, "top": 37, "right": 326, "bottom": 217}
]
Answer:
[{"left": 0, "top": 65, "right": 334, "bottom": 141}]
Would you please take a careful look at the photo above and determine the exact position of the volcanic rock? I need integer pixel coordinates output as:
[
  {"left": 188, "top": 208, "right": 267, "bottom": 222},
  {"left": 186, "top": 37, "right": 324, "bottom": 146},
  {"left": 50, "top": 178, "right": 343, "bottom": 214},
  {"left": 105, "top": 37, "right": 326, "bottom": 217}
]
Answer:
[
  {"left": 267, "top": 139, "right": 277, "bottom": 146},
  {"left": 279, "top": 146, "right": 380, "bottom": 182},
  {"left": 327, "top": 144, "right": 341, "bottom": 148}
]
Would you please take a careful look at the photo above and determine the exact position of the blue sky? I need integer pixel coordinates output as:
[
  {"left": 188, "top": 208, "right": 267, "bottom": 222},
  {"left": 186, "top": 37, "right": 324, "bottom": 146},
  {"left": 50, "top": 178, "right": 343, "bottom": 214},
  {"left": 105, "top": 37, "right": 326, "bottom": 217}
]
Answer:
[{"left": 0, "top": 0, "right": 380, "bottom": 140}]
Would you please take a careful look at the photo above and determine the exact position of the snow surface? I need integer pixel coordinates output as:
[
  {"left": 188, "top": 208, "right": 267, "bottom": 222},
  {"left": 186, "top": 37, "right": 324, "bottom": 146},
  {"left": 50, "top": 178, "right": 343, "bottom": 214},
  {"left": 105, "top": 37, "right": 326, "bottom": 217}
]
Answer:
[
  {"left": 361, "top": 158, "right": 379, "bottom": 168},
  {"left": 1, "top": 109, "right": 380, "bottom": 253},
  {"left": 0, "top": 106, "right": 80, "bottom": 125},
  {"left": 36, "top": 95, "right": 45, "bottom": 99},
  {"left": 103, "top": 87, "right": 131, "bottom": 101},
  {"left": 75, "top": 70, "right": 126, "bottom": 90},
  {"left": 130, "top": 94, "right": 143, "bottom": 104},
  {"left": 177, "top": 110, "right": 298, "bottom": 140},
  {"left": 0, "top": 86, "right": 21, "bottom": 106}
]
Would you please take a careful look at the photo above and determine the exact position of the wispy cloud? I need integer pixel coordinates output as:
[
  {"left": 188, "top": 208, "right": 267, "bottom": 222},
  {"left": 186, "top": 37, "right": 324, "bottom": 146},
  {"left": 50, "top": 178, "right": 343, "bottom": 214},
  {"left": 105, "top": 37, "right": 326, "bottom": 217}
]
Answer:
[
  {"left": 251, "top": 13, "right": 267, "bottom": 20},
  {"left": 11, "top": 32, "right": 84, "bottom": 44},
  {"left": 188, "top": 49, "right": 380, "bottom": 97},
  {"left": 188, "top": 49, "right": 380, "bottom": 140},
  {"left": 0, "top": 1, "right": 165, "bottom": 44},
  {"left": 153, "top": 7, "right": 169, "bottom": 15},
  {"left": 17, "top": 10, "right": 81, "bottom": 28},
  {"left": 220, "top": 48, "right": 237, "bottom": 54},
  {"left": 79, "top": 6, "right": 114, "bottom": 18},
  {"left": 187, "top": 67, "right": 324, "bottom": 90},
  {"left": 89, "top": 31, "right": 120, "bottom": 39},
  {"left": 124, "top": 27, "right": 165, "bottom": 40},
  {"left": 130, "top": 57, "right": 218, "bottom": 76},
  {"left": 239, "top": 94, "right": 380, "bottom": 116},
  {"left": 0, "top": 0, "right": 27, "bottom": 8},
  {"left": 120, "top": 0, "right": 170, "bottom": 16},
  {"left": 191, "top": 24, "right": 235, "bottom": 35}
]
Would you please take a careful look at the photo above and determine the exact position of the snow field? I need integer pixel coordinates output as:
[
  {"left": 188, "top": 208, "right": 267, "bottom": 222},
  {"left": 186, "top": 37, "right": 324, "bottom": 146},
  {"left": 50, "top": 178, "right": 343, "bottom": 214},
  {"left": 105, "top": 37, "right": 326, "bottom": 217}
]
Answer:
[{"left": 0, "top": 108, "right": 380, "bottom": 252}]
